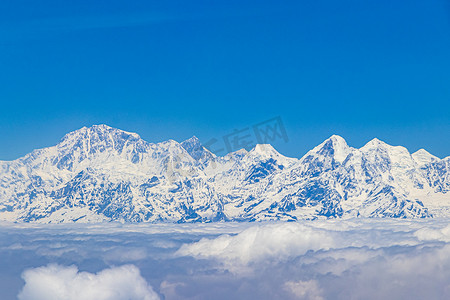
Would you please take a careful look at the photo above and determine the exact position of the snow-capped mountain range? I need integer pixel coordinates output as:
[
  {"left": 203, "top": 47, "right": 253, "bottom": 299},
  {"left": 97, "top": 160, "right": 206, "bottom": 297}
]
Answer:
[{"left": 0, "top": 125, "right": 449, "bottom": 223}]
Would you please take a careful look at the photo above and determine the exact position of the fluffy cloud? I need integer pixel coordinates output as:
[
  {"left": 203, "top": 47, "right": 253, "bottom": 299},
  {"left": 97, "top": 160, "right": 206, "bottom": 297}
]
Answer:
[
  {"left": 176, "top": 223, "right": 335, "bottom": 266},
  {"left": 18, "top": 264, "right": 159, "bottom": 300},
  {"left": 414, "top": 224, "right": 450, "bottom": 242}
]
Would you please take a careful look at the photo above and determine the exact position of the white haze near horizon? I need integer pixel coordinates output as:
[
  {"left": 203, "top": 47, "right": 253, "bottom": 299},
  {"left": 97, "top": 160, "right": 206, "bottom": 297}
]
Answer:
[{"left": 0, "top": 219, "right": 449, "bottom": 300}]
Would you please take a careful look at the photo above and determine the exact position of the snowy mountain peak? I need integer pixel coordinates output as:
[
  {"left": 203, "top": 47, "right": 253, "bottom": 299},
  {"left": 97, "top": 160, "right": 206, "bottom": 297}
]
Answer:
[
  {"left": 412, "top": 149, "right": 440, "bottom": 165},
  {"left": 329, "top": 134, "right": 346, "bottom": 143},
  {"left": 59, "top": 125, "right": 142, "bottom": 147},
  {"left": 182, "top": 136, "right": 201, "bottom": 145},
  {"left": 10, "top": 125, "right": 152, "bottom": 173},
  {"left": 251, "top": 144, "right": 279, "bottom": 156},
  {"left": 361, "top": 137, "right": 386, "bottom": 149},
  {"left": 360, "top": 138, "right": 412, "bottom": 158},
  {"left": 359, "top": 138, "right": 411, "bottom": 154},
  {"left": 308, "top": 135, "right": 351, "bottom": 163},
  {"left": 181, "top": 136, "right": 215, "bottom": 162}
]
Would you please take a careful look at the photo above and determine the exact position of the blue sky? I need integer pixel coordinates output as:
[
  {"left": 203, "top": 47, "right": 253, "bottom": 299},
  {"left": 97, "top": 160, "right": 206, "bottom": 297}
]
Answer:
[{"left": 0, "top": 0, "right": 449, "bottom": 160}]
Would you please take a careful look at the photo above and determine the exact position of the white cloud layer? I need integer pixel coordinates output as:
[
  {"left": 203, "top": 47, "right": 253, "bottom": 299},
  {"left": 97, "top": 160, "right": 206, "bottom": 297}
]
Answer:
[
  {"left": 0, "top": 219, "right": 449, "bottom": 299},
  {"left": 18, "top": 264, "right": 159, "bottom": 300}
]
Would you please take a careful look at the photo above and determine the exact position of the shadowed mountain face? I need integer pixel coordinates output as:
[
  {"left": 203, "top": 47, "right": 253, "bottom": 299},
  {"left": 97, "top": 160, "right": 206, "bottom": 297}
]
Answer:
[{"left": 0, "top": 125, "right": 449, "bottom": 223}]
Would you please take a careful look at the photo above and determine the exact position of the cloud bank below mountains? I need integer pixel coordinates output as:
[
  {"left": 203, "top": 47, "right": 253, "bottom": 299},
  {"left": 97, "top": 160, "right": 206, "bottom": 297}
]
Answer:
[
  {"left": 0, "top": 219, "right": 449, "bottom": 299},
  {"left": 175, "top": 220, "right": 450, "bottom": 299}
]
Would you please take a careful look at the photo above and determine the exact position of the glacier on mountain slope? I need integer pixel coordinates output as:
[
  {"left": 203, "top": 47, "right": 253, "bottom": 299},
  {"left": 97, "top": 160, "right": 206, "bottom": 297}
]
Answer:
[{"left": 0, "top": 125, "right": 448, "bottom": 223}]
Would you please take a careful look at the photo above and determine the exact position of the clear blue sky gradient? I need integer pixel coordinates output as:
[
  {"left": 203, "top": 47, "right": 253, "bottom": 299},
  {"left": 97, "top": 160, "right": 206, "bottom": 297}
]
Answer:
[{"left": 0, "top": 0, "right": 449, "bottom": 160}]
